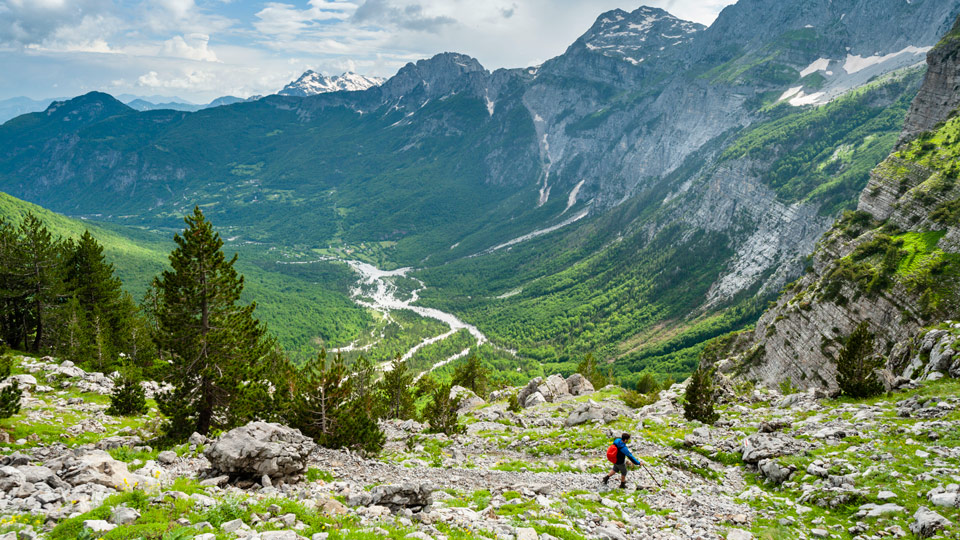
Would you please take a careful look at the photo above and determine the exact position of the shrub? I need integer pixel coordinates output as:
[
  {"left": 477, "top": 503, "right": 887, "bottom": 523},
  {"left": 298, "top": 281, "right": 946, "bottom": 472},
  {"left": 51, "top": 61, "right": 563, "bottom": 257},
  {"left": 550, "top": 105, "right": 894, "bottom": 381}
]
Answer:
[
  {"left": 683, "top": 366, "right": 719, "bottom": 425},
  {"left": 836, "top": 321, "right": 884, "bottom": 399},
  {"left": 107, "top": 371, "right": 148, "bottom": 416},
  {"left": 506, "top": 392, "right": 521, "bottom": 413},
  {"left": 635, "top": 373, "right": 660, "bottom": 395}
]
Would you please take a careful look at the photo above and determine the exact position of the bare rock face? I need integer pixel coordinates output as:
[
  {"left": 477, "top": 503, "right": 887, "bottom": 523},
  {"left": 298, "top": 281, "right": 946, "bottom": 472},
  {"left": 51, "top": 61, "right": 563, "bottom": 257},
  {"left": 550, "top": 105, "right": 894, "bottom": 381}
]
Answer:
[
  {"left": 450, "top": 386, "right": 485, "bottom": 412},
  {"left": 204, "top": 422, "right": 316, "bottom": 483},
  {"left": 900, "top": 17, "right": 960, "bottom": 144},
  {"left": 565, "top": 374, "right": 595, "bottom": 396}
]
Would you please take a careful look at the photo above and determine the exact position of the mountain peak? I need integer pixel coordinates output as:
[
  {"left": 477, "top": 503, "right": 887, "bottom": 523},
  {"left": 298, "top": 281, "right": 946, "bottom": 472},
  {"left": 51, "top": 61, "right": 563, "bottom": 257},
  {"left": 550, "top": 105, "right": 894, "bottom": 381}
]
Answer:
[
  {"left": 575, "top": 5, "right": 704, "bottom": 65},
  {"left": 278, "top": 71, "right": 384, "bottom": 97},
  {"left": 43, "top": 92, "right": 132, "bottom": 125}
]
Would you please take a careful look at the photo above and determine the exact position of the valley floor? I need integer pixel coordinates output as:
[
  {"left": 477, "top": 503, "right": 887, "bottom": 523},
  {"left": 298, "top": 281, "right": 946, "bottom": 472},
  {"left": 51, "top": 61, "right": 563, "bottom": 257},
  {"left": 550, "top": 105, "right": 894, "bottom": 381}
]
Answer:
[{"left": 1, "top": 356, "right": 959, "bottom": 540}]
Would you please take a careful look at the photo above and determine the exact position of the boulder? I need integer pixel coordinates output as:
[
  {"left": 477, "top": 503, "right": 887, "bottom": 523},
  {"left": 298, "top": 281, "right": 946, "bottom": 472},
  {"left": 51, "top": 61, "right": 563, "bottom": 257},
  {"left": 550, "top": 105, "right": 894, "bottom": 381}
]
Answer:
[
  {"left": 727, "top": 530, "right": 753, "bottom": 540},
  {"left": 523, "top": 391, "right": 547, "bottom": 408},
  {"left": 537, "top": 374, "right": 570, "bottom": 402},
  {"left": 564, "top": 401, "right": 618, "bottom": 427},
  {"left": 757, "top": 459, "right": 795, "bottom": 485},
  {"left": 110, "top": 506, "right": 141, "bottom": 525},
  {"left": 517, "top": 377, "right": 543, "bottom": 407},
  {"left": 204, "top": 422, "right": 316, "bottom": 482},
  {"left": 910, "top": 507, "right": 951, "bottom": 538},
  {"left": 56, "top": 450, "right": 156, "bottom": 490},
  {"left": 0, "top": 466, "right": 25, "bottom": 491},
  {"left": 565, "top": 373, "right": 594, "bottom": 396},
  {"left": 740, "top": 433, "right": 809, "bottom": 464},
  {"left": 347, "top": 482, "right": 433, "bottom": 512},
  {"left": 450, "top": 386, "right": 485, "bottom": 412}
]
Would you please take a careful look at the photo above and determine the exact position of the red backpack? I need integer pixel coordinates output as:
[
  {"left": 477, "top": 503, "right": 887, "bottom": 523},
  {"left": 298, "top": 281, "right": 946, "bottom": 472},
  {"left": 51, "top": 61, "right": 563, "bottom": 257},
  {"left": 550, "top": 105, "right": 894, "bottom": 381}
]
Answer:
[{"left": 606, "top": 443, "right": 618, "bottom": 463}]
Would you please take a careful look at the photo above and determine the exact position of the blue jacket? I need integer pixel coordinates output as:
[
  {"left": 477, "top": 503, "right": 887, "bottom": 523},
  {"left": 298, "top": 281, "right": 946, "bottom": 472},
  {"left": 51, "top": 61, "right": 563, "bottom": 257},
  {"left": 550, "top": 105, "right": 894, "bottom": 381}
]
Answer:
[{"left": 614, "top": 438, "right": 640, "bottom": 465}]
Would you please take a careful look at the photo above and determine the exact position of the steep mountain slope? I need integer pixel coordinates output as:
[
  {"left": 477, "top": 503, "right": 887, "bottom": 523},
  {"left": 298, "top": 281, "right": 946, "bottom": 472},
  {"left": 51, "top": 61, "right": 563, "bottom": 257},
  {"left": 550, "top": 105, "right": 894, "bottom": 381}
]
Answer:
[
  {"left": 278, "top": 71, "right": 385, "bottom": 96},
  {"left": 713, "top": 25, "right": 960, "bottom": 391},
  {"left": 0, "top": 0, "right": 956, "bottom": 376}
]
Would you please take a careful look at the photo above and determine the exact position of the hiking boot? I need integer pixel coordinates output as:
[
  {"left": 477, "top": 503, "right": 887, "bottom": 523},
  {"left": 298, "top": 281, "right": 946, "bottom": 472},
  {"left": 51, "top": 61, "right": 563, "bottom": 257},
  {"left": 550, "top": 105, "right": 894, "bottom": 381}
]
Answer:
[
  {"left": 601, "top": 475, "right": 609, "bottom": 485},
  {"left": 618, "top": 482, "right": 627, "bottom": 489}
]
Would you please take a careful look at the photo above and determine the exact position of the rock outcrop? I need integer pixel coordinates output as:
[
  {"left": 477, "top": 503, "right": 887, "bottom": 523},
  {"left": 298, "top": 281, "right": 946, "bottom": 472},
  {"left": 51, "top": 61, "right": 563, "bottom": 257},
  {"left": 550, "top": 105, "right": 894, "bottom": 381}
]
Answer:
[
  {"left": 900, "top": 16, "right": 960, "bottom": 143},
  {"left": 204, "top": 422, "right": 316, "bottom": 484}
]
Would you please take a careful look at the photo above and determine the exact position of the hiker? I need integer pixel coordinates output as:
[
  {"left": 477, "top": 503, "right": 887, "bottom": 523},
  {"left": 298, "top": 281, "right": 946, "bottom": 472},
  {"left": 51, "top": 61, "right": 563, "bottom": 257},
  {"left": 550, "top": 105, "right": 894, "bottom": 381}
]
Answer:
[{"left": 602, "top": 433, "right": 641, "bottom": 489}]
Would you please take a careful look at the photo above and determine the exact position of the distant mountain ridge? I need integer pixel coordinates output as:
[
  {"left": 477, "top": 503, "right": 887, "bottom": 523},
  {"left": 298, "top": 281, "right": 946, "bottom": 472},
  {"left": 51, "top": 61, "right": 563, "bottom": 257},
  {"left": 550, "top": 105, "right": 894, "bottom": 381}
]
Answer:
[{"left": 278, "top": 71, "right": 385, "bottom": 96}]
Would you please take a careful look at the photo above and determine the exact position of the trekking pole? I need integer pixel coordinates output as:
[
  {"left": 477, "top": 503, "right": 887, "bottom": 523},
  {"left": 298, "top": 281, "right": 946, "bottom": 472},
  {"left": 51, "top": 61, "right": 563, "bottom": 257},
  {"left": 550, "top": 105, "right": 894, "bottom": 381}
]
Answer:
[{"left": 637, "top": 460, "right": 661, "bottom": 489}]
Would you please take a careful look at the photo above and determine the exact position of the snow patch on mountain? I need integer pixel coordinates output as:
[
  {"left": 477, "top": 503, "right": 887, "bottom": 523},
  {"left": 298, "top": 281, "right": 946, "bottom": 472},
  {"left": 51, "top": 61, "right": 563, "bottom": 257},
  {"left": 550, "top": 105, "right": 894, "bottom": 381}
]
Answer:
[{"left": 279, "top": 71, "right": 385, "bottom": 97}]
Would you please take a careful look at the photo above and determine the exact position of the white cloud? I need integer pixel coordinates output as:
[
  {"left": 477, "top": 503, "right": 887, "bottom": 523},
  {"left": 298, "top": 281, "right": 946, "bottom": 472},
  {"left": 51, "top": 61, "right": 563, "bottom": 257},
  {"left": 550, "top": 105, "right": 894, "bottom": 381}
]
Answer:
[
  {"left": 137, "top": 68, "right": 216, "bottom": 89},
  {"left": 0, "top": 0, "right": 737, "bottom": 101},
  {"left": 160, "top": 33, "right": 218, "bottom": 62}
]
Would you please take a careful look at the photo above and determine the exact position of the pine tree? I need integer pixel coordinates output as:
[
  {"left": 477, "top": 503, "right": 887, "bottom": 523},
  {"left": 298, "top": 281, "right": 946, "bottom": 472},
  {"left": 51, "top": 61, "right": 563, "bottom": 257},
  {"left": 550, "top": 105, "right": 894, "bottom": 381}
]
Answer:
[
  {"left": 577, "top": 353, "right": 611, "bottom": 389},
  {"left": 836, "top": 321, "right": 884, "bottom": 399},
  {"left": 0, "top": 218, "right": 29, "bottom": 349},
  {"left": 683, "top": 365, "right": 719, "bottom": 425},
  {"left": 291, "top": 350, "right": 384, "bottom": 453},
  {"left": 378, "top": 355, "right": 415, "bottom": 420},
  {"left": 451, "top": 355, "right": 490, "bottom": 397},
  {"left": 423, "top": 383, "right": 464, "bottom": 435},
  {"left": 107, "top": 370, "right": 148, "bottom": 416},
  {"left": 18, "top": 214, "right": 62, "bottom": 352},
  {"left": 154, "top": 207, "right": 274, "bottom": 439},
  {"left": 0, "top": 349, "right": 21, "bottom": 419},
  {"left": 60, "top": 231, "right": 127, "bottom": 369}
]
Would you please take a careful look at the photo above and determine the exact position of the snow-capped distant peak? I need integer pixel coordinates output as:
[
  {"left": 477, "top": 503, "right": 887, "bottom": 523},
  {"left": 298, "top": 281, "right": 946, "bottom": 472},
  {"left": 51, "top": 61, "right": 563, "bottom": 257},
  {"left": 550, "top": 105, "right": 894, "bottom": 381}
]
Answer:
[{"left": 278, "top": 71, "right": 385, "bottom": 97}]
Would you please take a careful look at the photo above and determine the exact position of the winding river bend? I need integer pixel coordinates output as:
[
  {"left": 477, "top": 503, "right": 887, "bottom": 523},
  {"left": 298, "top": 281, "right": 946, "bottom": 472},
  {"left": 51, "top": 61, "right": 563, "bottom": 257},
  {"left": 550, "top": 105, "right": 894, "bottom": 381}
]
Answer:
[{"left": 340, "top": 260, "right": 487, "bottom": 372}]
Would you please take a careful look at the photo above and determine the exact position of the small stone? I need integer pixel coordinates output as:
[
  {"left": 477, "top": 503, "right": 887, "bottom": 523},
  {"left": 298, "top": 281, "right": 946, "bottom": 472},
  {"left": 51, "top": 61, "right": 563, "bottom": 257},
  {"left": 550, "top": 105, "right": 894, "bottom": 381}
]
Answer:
[
  {"left": 110, "top": 506, "right": 141, "bottom": 525},
  {"left": 810, "top": 529, "right": 829, "bottom": 538},
  {"left": 83, "top": 520, "right": 116, "bottom": 533},
  {"left": 727, "top": 529, "right": 753, "bottom": 540},
  {"left": 877, "top": 490, "right": 897, "bottom": 501},
  {"left": 221, "top": 519, "right": 247, "bottom": 533},
  {"left": 157, "top": 451, "right": 177, "bottom": 465},
  {"left": 916, "top": 450, "right": 930, "bottom": 459}
]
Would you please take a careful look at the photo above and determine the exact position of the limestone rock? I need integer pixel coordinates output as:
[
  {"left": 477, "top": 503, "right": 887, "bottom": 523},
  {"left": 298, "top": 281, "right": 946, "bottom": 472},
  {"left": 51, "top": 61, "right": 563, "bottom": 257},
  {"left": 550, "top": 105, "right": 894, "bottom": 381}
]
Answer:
[
  {"left": 450, "top": 386, "right": 485, "bottom": 412},
  {"left": 741, "top": 433, "right": 808, "bottom": 464},
  {"left": 564, "top": 401, "right": 618, "bottom": 427},
  {"left": 910, "top": 506, "right": 951, "bottom": 538},
  {"left": 205, "top": 422, "right": 316, "bottom": 482},
  {"left": 565, "top": 373, "right": 595, "bottom": 396}
]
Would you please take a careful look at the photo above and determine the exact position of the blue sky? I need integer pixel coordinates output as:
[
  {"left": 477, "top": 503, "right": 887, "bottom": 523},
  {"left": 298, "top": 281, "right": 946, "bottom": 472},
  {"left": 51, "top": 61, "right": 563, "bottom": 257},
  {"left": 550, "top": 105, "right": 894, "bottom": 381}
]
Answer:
[{"left": 0, "top": 0, "right": 735, "bottom": 102}]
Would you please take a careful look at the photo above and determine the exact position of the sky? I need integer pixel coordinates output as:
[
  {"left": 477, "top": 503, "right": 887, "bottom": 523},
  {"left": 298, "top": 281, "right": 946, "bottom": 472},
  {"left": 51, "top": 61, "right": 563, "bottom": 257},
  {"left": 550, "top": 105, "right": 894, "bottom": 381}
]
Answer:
[{"left": 0, "top": 0, "right": 736, "bottom": 103}]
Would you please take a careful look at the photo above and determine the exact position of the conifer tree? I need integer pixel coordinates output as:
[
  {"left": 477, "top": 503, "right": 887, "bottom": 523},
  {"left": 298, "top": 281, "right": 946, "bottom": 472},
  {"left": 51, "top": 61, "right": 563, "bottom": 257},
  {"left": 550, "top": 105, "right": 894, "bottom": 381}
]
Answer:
[
  {"left": 836, "top": 321, "right": 884, "bottom": 399},
  {"left": 451, "top": 355, "right": 490, "bottom": 397},
  {"left": 423, "top": 383, "right": 464, "bottom": 435},
  {"left": 0, "top": 219, "right": 29, "bottom": 349},
  {"left": 683, "top": 365, "right": 719, "bottom": 425},
  {"left": 378, "top": 355, "right": 415, "bottom": 420},
  {"left": 107, "top": 369, "right": 148, "bottom": 416},
  {"left": 154, "top": 207, "right": 274, "bottom": 438},
  {"left": 0, "top": 349, "right": 21, "bottom": 419},
  {"left": 292, "top": 350, "right": 384, "bottom": 453},
  {"left": 18, "top": 213, "right": 62, "bottom": 352}
]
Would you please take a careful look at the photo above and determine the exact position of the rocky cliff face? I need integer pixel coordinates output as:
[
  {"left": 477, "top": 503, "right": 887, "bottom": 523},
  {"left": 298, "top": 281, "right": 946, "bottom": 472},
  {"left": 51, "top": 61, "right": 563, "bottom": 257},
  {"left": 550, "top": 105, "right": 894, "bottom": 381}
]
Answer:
[
  {"left": 900, "top": 17, "right": 960, "bottom": 143},
  {"left": 717, "top": 31, "right": 960, "bottom": 390}
]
